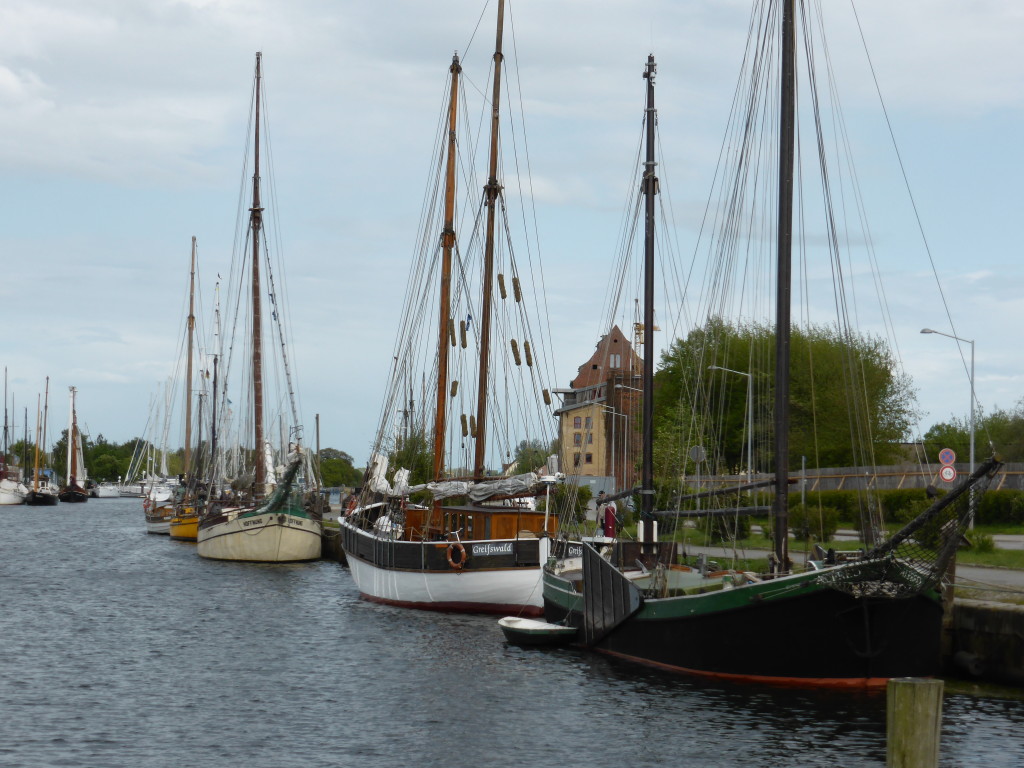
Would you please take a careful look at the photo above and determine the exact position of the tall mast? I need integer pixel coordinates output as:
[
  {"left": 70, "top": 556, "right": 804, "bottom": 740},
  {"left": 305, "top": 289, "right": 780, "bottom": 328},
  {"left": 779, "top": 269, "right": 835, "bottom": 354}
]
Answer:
[
  {"left": 66, "top": 386, "right": 77, "bottom": 483},
  {"left": 472, "top": 0, "right": 505, "bottom": 479},
  {"left": 251, "top": 52, "right": 266, "bottom": 494},
  {"left": 772, "top": 0, "right": 796, "bottom": 571},
  {"left": 40, "top": 377, "right": 50, "bottom": 487},
  {"left": 33, "top": 395, "right": 41, "bottom": 492},
  {"left": 211, "top": 355, "right": 219, "bottom": 496},
  {"left": 640, "top": 55, "right": 658, "bottom": 543},
  {"left": 184, "top": 236, "right": 197, "bottom": 479},
  {"left": 3, "top": 366, "right": 8, "bottom": 463},
  {"left": 433, "top": 53, "right": 462, "bottom": 481}
]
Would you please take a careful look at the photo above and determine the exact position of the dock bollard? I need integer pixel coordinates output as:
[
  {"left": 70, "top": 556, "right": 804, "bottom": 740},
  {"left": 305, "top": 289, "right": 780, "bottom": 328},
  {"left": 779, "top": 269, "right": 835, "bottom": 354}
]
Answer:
[{"left": 886, "top": 677, "right": 943, "bottom": 768}]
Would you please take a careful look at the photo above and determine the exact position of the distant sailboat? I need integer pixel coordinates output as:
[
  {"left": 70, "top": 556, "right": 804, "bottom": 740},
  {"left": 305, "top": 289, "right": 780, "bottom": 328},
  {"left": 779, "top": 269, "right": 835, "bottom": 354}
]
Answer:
[
  {"left": 196, "top": 52, "right": 321, "bottom": 562},
  {"left": 58, "top": 387, "right": 89, "bottom": 503},
  {"left": 26, "top": 378, "right": 59, "bottom": 507},
  {"left": 1, "top": 368, "right": 27, "bottom": 506}
]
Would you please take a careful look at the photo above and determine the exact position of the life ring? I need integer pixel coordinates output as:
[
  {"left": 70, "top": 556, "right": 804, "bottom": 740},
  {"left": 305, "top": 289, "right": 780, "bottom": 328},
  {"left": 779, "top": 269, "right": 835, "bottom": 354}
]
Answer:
[
  {"left": 446, "top": 541, "right": 468, "bottom": 570},
  {"left": 345, "top": 497, "right": 358, "bottom": 517}
]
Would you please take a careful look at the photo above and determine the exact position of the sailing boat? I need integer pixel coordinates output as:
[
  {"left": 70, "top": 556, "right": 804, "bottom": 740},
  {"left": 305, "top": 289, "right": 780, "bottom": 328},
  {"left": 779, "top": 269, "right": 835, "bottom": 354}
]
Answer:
[
  {"left": 196, "top": 52, "right": 321, "bottom": 563},
  {"left": 1, "top": 368, "right": 28, "bottom": 506},
  {"left": 540, "top": 4, "right": 1001, "bottom": 688},
  {"left": 339, "top": 0, "right": 559, "bottom": 615},
  {"left": 169, "top": 236, "right": 201, "bottom": 542},
  {"left": 58, "top": 386, "right": 89, "bottom": 503},
  {"left": 26, "top": 378, "right": 59, "bottom": 506}
]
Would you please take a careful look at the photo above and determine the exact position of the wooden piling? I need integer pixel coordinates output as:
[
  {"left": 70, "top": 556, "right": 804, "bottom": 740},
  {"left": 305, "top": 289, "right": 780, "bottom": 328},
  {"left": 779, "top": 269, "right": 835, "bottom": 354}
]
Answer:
[{"left": 886, "top": 677, "right": 943, "bottom": 768}]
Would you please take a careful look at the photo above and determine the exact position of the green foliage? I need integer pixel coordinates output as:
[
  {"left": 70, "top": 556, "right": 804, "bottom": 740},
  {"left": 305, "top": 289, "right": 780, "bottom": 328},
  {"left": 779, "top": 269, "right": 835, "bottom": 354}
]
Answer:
[
  {"left": 878, "top": 488, "right": 936, "bottom": 525},
  {"left": 967, "top": 532, "right": 995, "bottom": 553},
  {"left": 320, "top": 450, "right": 362, "bottom": 488},
  {"left": 389, "top": 428, "right": 433, "bottom": 486},
  {"left": 974, "top": 489, "right": 1024, "bottom": 526},
  {"left": 511, "top": 438, "right": 554, "bottom": 475},
  {"left": 923, "top": 399, "right": 1024, "bottom": 463},
  {"left": 653, "top": 318, "right": 917, "bottom": 483},
  {"left": 539, "top": 482, "right": 592, "bottom": 524},
  {"left": 788, "top": 502, "right": 839, "bottom": 542},
  {"left": 698, "top": 513, "right": 751, "bottom": 544},
  {"left": 793, "top": 490, "right": 861, "bottom": 524}
]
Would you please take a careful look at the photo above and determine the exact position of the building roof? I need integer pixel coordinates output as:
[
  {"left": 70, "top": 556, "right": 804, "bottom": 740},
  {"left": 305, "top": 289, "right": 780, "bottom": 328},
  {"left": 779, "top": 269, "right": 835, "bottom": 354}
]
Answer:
[{"left": 569, "top": 325, "right": 643, "bottom": 389}]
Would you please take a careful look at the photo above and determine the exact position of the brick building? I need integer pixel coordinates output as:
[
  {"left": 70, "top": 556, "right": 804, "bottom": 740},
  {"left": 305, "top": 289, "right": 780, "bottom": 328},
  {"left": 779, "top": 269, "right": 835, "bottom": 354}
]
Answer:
[{"left": 553, "top": 325, "right": 642, "bottom": 492}]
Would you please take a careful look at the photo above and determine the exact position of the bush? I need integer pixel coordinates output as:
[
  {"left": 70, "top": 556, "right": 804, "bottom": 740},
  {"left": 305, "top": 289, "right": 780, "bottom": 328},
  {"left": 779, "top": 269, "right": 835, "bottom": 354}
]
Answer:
[
  {"left": 699, "top": 513, "right": 750, "bottom": 544},
  {"left": 967, "top": 531, "right": 995, "bottom": 553},
  {"left": 791, "top": 490, "right": 860, "bottom": 524},
  {"left": 974, "top": 489, "right": 1024, "bottom": 526},
  {"left": 878, "top": 488, "right": 934, "bottom": 525},
  {"left": 788, "top": 503, "right": 839, "bottom": 542}
]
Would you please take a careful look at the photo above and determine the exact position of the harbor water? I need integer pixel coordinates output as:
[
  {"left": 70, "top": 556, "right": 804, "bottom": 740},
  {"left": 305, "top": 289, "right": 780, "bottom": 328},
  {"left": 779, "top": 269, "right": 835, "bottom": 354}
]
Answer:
[{"left": 1, "top": 498, "right": 1022, "bottom": 768}]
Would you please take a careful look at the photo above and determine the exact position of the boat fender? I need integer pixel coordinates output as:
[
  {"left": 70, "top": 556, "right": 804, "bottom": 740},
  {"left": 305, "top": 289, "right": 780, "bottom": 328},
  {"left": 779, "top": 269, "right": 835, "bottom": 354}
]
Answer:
[{"left": 446, "top": 542, "right": 468, "bottom": 570}]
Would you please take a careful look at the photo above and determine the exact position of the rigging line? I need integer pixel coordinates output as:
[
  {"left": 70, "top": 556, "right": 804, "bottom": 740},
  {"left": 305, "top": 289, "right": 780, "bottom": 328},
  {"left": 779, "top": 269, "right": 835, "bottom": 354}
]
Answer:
[
  {"left": 504, "top": 5, "right": 558, "bottom": 389},
  {"left": 461, "top": 0, "right": 492, "bottom": 62},
  {"left": 847, "top": 0, "right": 974, "bottom": 396}
]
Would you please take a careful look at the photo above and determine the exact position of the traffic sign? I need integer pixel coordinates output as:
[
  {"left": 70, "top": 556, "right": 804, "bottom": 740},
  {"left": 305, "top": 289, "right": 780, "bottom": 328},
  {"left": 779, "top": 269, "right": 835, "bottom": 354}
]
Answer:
[
  {"left": 939, "top": 465, "right": 957, "bottom": 483},
  {"left": 939, "top": 448, "right": 956, "bottom": 466}
]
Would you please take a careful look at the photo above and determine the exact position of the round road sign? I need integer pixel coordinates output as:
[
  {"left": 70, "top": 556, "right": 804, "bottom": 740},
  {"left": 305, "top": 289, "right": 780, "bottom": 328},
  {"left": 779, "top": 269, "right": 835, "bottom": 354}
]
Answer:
[
  {"left": 939, "top": 448, "right": 956, "bottom": 466},
  {"left": 939, "top": 465, "right": 957, "bottom": 483}
]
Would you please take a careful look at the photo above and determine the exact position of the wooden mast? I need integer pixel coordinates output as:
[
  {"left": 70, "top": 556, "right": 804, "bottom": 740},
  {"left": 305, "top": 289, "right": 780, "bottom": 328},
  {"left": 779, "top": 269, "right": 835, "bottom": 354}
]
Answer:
[
  {"left": 250, "top": 52, "right": 266, "bottom": 495},
  {"left": 184, "top": 236, "right": 196, "bottom": 480},
  {"left": 32, "top": 394, "right": 41, "bottom": 492},
  {"left": 639, "top": 54, "right": 659, "bottom": 543},
  {"left": 472, "top": 0, "right": 505, "bottom": 480},
  {"left": 67, "top": 386, "right": 77, "bottom": 485},
  {"left": 773, "top": 0, "right": 796, "bottom": 571},
  {"left": 432, "top": 53, "right": 462, "bottom": 482},
  {"left": 37, "top": 377, "right": 50, "bottom": 491}
]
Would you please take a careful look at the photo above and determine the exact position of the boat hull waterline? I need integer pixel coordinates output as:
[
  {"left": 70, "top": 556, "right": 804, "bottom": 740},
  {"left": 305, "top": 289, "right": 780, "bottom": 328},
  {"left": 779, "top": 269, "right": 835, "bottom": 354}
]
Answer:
[
  {"left": 542, "top": 563, "right": 943, "bottom": 689},
  {"left": 197, "top": 512, "right": 321, "bottom": 562},
  {"left": 342, "top": 522, "right": 549, "bottom": 616}
]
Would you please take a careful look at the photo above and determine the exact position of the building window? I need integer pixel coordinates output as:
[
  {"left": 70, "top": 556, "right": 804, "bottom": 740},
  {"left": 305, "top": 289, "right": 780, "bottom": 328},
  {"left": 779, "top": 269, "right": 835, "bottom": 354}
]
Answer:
[
  {"left": 574, "top": 432, "right": 582, "bottom": 446},
  {"left": 573, "top": 416, "right": 581, "bottom": 429},
  {"left": 587, "top": 433, "right": 593, "bottom": 444},
  {"left": 610, "top": 353, "right": 621, "bottom": 369},
  {"left": 573, "top": 453, "right": 581, "bottom": 467},
  {"left": 584, "top": 416, "right": 592, "bottom": 429},
  {"left": 585, "top": 453, "right": 593, "bottom": 464}
]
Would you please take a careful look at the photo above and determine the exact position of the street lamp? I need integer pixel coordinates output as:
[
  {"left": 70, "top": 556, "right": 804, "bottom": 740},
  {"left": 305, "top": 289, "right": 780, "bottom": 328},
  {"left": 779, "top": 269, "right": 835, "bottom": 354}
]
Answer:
[
  {"left": 708, "top": 365, "right": 754, "bottom": 481},
  {"left": 600, "top": 405, "right": 628, "bottom": 493},
  {"left": 921, "top": 328, "right": 975, "bottom": 522}
]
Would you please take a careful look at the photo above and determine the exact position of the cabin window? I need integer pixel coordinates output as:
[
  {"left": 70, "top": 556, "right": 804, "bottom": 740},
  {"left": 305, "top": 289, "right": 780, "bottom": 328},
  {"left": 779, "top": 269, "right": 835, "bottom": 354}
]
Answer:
[
  {"left": 574, "top": 433, "right": 582, "bottom": 445},
  {"left": 573, "top": 416, "right": 581, "bottom": 428},
  {"left": 585, "top": 453, "right": 593, "bottom": 464}
]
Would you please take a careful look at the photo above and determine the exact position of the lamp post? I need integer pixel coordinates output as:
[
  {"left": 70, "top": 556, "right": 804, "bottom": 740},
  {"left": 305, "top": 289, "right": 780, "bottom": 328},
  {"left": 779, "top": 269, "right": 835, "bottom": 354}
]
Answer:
[
  {"left": 921, "top": 328, "right": 975, "bottom": 522},
  {"left": 600, "top": 406, "right": 628, "bottom": 493},
  {"left": 708, "top": 365, "right": 754, "bottom": 481}
]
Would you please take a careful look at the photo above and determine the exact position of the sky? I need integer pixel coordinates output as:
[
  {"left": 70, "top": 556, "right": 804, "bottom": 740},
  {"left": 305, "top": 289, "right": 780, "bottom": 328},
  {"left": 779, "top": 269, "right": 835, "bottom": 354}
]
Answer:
[{"left": 1, "top": 0, "right": 1022, "bottom": 464}]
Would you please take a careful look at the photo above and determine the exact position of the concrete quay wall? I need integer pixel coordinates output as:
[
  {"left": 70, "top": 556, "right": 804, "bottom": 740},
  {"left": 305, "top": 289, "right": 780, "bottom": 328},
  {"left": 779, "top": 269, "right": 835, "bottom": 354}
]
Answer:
[{"left": 947, "top": 599, "right": 1024, "bottom": 686}]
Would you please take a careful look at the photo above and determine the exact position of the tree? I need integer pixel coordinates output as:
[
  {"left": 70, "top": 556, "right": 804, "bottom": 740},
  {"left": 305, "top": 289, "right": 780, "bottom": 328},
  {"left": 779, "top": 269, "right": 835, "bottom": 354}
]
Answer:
[
  {"left": 923, "top": 399, "right": 1024, "bottom": 463},
  {"left": 319, "top": 447, "right": 362, "bottom": 488},
  {"left": 389, "top": 428, "right": 433, "bottom": 486},
  {"left": 654, "top": 318, "right": 917, "bottom": 479},
  {"left": 511, "top": 438, "right": 554, "bottom": 474}
]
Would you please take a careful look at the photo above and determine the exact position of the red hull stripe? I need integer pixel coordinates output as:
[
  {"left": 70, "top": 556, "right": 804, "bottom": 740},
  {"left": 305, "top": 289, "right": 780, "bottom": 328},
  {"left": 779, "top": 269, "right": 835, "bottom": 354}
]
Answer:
[{"left": 600, "top": 648, "right": 896, "bottom": 690}]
